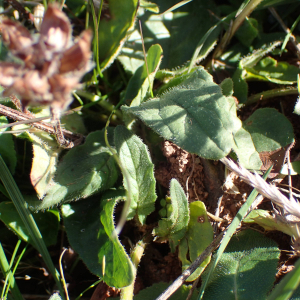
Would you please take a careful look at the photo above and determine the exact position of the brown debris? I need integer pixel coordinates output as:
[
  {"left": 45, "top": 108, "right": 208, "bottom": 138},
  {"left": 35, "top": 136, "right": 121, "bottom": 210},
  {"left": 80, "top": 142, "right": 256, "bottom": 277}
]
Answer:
[
  {"left": 220, "top": 173, "right": 254, "bottom": 228},
  {"left": 90, "top": 282, "right": 119, "bottom": 300},
  {"left": 155, "top": 141, "right": 208, "bottom": 202},
  {"left": 0, "top": 4, "right": 93, "bottom": 111}
]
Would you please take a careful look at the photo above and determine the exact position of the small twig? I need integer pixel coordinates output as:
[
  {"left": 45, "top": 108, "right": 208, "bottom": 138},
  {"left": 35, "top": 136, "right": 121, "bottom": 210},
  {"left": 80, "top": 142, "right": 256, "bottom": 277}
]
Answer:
[
  {"left": 0, "top": 104, "right": 83, "bottom": 147},
  {"left": 186, "top": 276, "right": 200, "bottom": 300},
  {"left": 155, "top": 232, "right": 224, "bottom": 300},
  {"left": 50, "top": 107, "right": 79, "bottom": 148}
]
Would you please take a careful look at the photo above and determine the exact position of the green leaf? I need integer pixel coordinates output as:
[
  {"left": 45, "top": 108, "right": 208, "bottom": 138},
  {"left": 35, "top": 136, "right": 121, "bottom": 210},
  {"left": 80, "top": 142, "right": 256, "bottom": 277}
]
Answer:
[
  {"left": 123, "top": 68, "right": 242, "bottom": 160},
  {"left": 233, "top": 41, "right": 282, "bottom": 103},
  {"left": 124, "top": 44, "right": 163, "bottom": 107},
  {"left": 233, "top": 127, "right": 262, "bottom": 170},
  {"left": 140, "top": 0, "right": 159, "bottom": 13},
  {"left": 235, "top": 18, "right": 259, "bottom": 47},
  {"left": 37, "top": 130, "right": 119, "bottom": 210},
  {"left": 62, "top": 190, "right": 134, "bottom": 288},
  {"left": 245, "top": 57, "right": 300, "bottom": 84},
  {"left": 244, "top": 209, "right": 300, "bottom": 239},
  {"left": 178, "top": 201, "right": 213, "bottom": 281},
  {"left": 0, "top": 202, "right": 59, "bottom": 247},
  {"left": 114, "top": 126, "right": 156, "bottom": 224},
  {"left": 202, "top": 230, "right": 280, "bottom": 300},
  {"left": 232, "top": 67, "right": 248, "bottom": 104},
  {"left": 133, "top": 282, "right": 198, "bottom": 300},
  {"left": 153, "top": 179, "right": 189, "bottom": 251},
  {"left": 0, "top": 116, "right": 16, "bottom": 174},
  {"left": 219, "top": 78, "right": 234, "bottom": 97},
  {"left": 233, "top": 108, "right": 294, "bottom": 169},
  {"left": 65, "top": 0, "right": 87, "bottom": 16},
  {"left": 243, "top": 108, "right": 294, "bottom": 152},
  {"left": 98, "top": 0, "right": 139, "bottom": 70},
  {"left": 11, "top": 113, "right": 60, "bottom": 198},
  {"left": 0, "top": 156, "right": 65, "bottom": 297},
  {"left": 267, "top": 256, "right": 300, "bottom": 300},
  {"left": 118, "top": 0, "right": 219, "bottom": 72},
  {"left": 240, "top": 41, "right": 282, "bottom": 69}
]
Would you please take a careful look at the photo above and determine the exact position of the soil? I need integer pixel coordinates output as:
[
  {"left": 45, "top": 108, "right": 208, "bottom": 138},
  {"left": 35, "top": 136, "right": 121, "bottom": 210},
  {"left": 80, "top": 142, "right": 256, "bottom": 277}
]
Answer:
[{"left": 1, "top": 3, "right": 300, "bottom": 300}]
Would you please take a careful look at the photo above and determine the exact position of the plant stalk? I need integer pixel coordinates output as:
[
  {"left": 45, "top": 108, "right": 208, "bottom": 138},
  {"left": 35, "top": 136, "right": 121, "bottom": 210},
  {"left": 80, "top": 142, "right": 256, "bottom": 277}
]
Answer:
[{"left": 120, "top": 240, "right": 147, "bottom": 300}]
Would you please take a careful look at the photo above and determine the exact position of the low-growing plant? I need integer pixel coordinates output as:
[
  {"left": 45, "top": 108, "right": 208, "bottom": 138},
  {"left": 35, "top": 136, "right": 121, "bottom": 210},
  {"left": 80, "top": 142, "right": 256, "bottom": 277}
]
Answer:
[{"left": 0, "top": 0, "right": 300, "bottom": 300}]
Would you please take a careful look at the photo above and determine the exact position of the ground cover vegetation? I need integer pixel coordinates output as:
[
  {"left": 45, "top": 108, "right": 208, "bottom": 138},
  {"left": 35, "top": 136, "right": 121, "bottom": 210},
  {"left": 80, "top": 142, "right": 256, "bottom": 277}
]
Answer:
[{"left": 0, "top": 0, "right": 300, "bottom": 299}]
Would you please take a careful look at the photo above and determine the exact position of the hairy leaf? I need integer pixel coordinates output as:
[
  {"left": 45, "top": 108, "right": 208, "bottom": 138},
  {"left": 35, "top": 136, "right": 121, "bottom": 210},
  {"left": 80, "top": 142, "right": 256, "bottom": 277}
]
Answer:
[
  {"left": 178, "top": 201, "right": 213, "bottom": 281},
  {"left": 62, "top": 190, "right": 134, "bottom": 288},
  {"left": 98, "top": 0, "right": 139, "bottom": 70},
  {"left": 124, "top": 68, "right": 241, "bottom": 159},
  {"left": 37, "top": 130, "right": 119, "bottom": 210},
  {"left": 242, "top": 108, "right": 294, "bottom": 152},
  {"left": 115, "top": 126, "right": 156, "bottom": 224},
  {"left": 154, "top": 179, "right": 189, "bottom": 251},
  {"left": 233, "top": 127, "right": 262, "bottom": 170},
  {"left": 245, "top": 57, "right": 300, "bottom": 84},
  {"left": 202, "top": 230, "right": 280, "bottom": 300},
  {"left": 233, "top": 108, "right": 294, "bottom": 170},
  {"left": 118, "top": 0, "right": 219, "bottom": 72},
  {"left": 124, "top": 44, "right": 163, "bottom": 107},
  {"left": 233, "top": 41, "right": 282, "bottom": 103}
]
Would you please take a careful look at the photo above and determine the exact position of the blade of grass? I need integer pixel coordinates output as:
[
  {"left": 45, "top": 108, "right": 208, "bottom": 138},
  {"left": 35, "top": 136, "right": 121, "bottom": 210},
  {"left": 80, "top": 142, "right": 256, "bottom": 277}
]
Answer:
[
  {"left": 89, "top": 0, "right": 104, "bottom": 80},
  {"left": 4, "top": 243, "right": 28, "bottom": 300},
  {"left": 0, "top": 182, "right": 10, "bottom": 199},
  {"left": 139, "top": 20, "right": 154, "bottom": 98},
  {"left": 0, "top": 155, "right": 65, "bottom": 300},
  {"left": 158, "top": 0, "right": 193, "bottom": 16},
  {"left": 2, "top": 239, "right": 21, "bottom": 299},
  {"left": 188, "top": 11, "right": 236, "bottom": 73},
  {"left": 267, "top": 256, "right": 300, "bottom": 300},
  {"left": 198, "top": 165, "right": 272, "bottom": 299},
  {"left": 0, "top": 242, "right": 23, "bottom": 300},
  {"left": 74, "top": 279, "right": 102, "bottom": 300}
]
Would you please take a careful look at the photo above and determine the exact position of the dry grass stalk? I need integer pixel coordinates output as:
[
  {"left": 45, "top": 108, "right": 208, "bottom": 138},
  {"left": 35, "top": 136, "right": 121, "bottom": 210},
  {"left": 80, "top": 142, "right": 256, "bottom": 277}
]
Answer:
[{"left": 221, "top": 157, "right": 300, "bottom": 219}]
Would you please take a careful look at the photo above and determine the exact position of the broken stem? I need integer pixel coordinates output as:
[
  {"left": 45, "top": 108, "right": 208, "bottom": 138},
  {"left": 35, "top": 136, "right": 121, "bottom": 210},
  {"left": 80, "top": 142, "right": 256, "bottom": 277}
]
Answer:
[{"left": 0, "top": 104, "right": 83, "bottom": 147}]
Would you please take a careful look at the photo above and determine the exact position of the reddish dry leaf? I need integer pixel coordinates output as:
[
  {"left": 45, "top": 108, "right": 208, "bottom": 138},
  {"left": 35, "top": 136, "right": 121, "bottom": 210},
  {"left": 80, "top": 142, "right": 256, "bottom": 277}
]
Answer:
[{"left": 0, "top": 4, "right": 93, "bottom": 111}]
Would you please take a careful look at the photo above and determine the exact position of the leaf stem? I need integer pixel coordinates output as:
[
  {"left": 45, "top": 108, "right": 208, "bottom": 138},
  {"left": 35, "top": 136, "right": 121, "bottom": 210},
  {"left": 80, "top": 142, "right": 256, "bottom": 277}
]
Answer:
[
  {"left": 245, "top": 87, "right": 298, "bottom": 106},
  {"left": 121, "top": 239, "right": 147, "bottom": 300}
]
